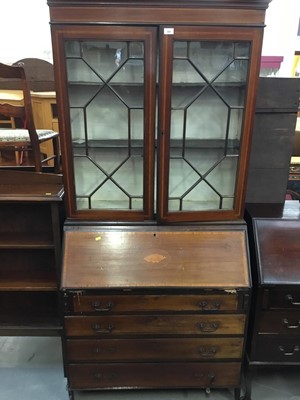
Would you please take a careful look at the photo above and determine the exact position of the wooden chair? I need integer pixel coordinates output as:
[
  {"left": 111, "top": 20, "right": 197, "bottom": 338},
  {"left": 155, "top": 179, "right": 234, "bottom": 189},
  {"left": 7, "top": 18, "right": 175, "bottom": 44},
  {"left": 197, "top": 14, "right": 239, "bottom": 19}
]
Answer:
[{"left": 0, "top": 62, "right": 60, "bottom": 172}]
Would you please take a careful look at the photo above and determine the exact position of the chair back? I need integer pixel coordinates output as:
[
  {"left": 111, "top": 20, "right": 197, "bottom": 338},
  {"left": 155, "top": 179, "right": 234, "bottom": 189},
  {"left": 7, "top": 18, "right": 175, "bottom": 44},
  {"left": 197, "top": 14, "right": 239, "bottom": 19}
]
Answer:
[{"left": 0, "top": 62, "right": 39, "bottom": 147}]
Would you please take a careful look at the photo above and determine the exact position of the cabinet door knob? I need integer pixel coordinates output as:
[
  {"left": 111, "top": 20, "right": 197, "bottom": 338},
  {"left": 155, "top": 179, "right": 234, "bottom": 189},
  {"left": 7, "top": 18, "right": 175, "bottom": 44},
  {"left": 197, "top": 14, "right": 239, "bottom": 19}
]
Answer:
[
  {"left": 278, "top": 345, "right": 300, "bottom": 356},
  {"left": 198, "top": 321, "right": 219, "bottom": 332},
  {"left": 282, "top": 318, "right": 300, "bottom": 329},
  {"left": 286, "top": 294, "right": 300, "bottom": 306}
]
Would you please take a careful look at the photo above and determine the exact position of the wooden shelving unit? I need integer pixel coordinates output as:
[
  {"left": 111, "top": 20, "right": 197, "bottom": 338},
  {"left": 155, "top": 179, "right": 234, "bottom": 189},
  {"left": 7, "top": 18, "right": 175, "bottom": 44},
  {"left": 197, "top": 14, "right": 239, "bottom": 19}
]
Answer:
[{"left": 0, "top": 170, "right": 64, "bottom": 335}]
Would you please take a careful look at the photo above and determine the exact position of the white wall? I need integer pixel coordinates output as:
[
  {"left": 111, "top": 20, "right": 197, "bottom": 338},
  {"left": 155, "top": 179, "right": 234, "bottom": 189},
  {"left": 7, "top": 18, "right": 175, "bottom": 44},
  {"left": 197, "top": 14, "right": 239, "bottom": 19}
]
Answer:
[
  {"left": 262, "top": 0, "right": 300, "bottom": 76},
  {"left": 0, "top": 0, "right": 52, "bottom": 64},
  {"left": 0, "top": 0, "right": 299, "bottom": 76}
]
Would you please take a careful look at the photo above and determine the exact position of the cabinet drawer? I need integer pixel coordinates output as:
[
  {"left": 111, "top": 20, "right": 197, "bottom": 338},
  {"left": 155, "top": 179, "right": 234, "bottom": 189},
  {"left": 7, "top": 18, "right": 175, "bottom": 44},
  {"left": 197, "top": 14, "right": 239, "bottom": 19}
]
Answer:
[
  {"left": 258, "top": 311, "right": 300, "bottom": 334},
  {"left": 263, "top": 289, "right": 300, "bottom": 310},
  {"left": 253, "top": 335, "right": 300, "bottom": 362},
  {"left": 70, "top": 293, "right": 238, "bottom": 314},
  {"left": 68, "top": 362, "right": 241, "bottom": 390},
  {"left": 66, "top": 337, "right": 244, "bottom": 362},
  {"left": 65, "top": 314, "right": 245, "bottom": 337}
]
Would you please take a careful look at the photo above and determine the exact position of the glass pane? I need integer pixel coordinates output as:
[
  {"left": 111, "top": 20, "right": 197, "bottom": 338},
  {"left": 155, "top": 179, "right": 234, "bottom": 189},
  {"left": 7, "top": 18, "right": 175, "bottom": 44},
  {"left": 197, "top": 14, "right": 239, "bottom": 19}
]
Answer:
[
  {"left": 82, "top": 41, "right": 128, "bottom": 81},
  {"left": 65, "top": 39, "right": 145, "bottom": 212},
  {"left": 169, "top": 39, "right": 250, "bottom": 212},
  {"left": 189, "top": 41, "right": 234, "bottom": 82}
]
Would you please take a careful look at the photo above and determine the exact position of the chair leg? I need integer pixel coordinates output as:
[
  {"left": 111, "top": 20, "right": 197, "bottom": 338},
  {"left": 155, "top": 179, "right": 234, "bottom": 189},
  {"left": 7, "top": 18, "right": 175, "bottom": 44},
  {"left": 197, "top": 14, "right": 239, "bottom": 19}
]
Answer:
[
  {"left": 19, "top": 150, "right": 24, "bottom": 165},
  {"left": 53, "top": 136, "right": 60, "bottom": 173},
  {"left": 31, "top": 142, "right": 42, "bottom": 172},
  {"left": 15, "top": 150, "right": 20, "bottom": 165}
]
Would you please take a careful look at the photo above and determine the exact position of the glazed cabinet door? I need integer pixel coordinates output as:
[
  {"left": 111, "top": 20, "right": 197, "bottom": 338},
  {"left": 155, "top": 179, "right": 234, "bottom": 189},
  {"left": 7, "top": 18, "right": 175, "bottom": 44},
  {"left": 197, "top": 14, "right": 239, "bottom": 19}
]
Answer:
[
  {"left": 52, "top": 24, "right": 263, "bottom": 223},
  {"left": 51, "top": 25, "right": 157, "bottom": 221},
  {"left": 157, "top": 26, "right": 263, "bottom": 222}
]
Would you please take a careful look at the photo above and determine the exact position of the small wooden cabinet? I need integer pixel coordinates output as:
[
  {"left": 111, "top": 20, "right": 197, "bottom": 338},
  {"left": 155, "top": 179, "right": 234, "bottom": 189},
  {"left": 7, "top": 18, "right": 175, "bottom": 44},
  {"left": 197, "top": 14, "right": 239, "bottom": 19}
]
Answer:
[
  {"left": 0, "top": 90, "right": 58, "bottom": 132},
  {"left": 61, "top": 227, "right": 251, "bottom": 398},
  {"left": 244, "top": 202, "right": 300, "bottom": 399},
  {"left": 0, "top": 170, "right": 64, "bottom": 335},
  {"left": 31, "top": 91, "right": 58, "bottom": 132}
]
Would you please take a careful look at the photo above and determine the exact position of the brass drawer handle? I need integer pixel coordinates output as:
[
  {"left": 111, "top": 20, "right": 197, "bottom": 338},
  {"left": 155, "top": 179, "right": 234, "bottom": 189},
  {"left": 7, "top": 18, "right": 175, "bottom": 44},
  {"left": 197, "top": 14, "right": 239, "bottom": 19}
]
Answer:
[
  {"left": 206, "top": 372, "right": 216, "bottom": 394},
  {"left": 198, "top": 301, "right": 221, "bottom": 311},
  {"left": 278, "top": 345, "right": 300, "bottom": 356},
  {"left": 282, "top": 318, "right": 300, "bottom": 329},
  {"left": 92, "top": 323, "right": 114, "bottom": 334},
  {"left": 198, "top": 321, "right": 219, "bottom": 332},
  {"left": 198, "top": 346, "right": 217, "bottom": 358},
  {"left": 286, "top": 294, "right": 300, "bottom": 306},
  {"left": 208, "top": 372, "right": 215, "bottom": 384},
  {"left": 94, "top": 372, "right": 117, "bottom": 380},
  {"left": 195, "top": 372, "right": 215, "bottom": 394},
  {"left": 93, "top": 347, "right": 115, "bottom": 354},
  {"left": 91, "top": 301, "right": 114, "bottom": 312}
]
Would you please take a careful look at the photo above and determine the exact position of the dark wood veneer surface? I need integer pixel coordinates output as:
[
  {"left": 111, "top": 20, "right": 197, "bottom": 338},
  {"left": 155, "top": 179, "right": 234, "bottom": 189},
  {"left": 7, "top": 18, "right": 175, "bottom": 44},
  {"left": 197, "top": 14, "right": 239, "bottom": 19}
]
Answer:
[
  {"left": 62, "top": 230, "right": 249, "bottom": 289},
  {"left": 66, "top": 337, "right": 244, "bottom": 361},
  {"left": 68, "top": 362, "right": 241, "bottom": 389},
  {"left": 0, "top": 170, "right": 64, "bottom": 201},
  {"left": 254, "top": 219, "right": 300, "bottom": 285}
]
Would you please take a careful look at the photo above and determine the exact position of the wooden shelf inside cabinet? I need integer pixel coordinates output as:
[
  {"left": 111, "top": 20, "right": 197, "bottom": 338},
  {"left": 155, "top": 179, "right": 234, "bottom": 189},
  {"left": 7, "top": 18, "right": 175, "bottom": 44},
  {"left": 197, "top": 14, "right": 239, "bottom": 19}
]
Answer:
[
  {"left": 0, "top": 171, "right": 64, "bottom": 200},
  {"left": 0, "top": 233, "right": 55, "bottom": 248},
  {"left": 0, "top": 291, "right": 61, "bottom": 336},
  {"left": 0, "top": 251, "right": 58, "bottom": 291},
  {"left": 0, "top": 170, "right": 65, "bottom": 335}
]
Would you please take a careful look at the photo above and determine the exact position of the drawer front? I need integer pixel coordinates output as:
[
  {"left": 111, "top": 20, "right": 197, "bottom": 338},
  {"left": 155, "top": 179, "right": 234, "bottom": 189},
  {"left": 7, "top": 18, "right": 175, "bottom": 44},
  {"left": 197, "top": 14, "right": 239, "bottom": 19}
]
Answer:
[
  {"left": 65, "top": 314, "right": 246, "bottom": 337},
  {"left": 264, "top": 289, "right": 300, "bottom": 310},
  {"left": 68, "top": 362, "right": 241, "bottom": 390},
  {"left": 258, "top": 311, "right": 300, "bottom": 334},
  {"left": 253, "top": 335, "right": 300, "bottom": 362},
  {"left": 70, "top": 293, "right": 238, "bottom": 314},
  {"left": 66, "top": 337, "right": 244, "bottom": 362}
]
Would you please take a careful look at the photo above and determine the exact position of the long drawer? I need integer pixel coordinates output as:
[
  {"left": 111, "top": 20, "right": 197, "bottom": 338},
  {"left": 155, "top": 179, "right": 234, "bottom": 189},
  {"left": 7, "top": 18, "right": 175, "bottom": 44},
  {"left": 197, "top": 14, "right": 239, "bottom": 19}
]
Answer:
[
  {"left": 262, "top": 289, "right": 300, "bottom": 310},
  {"left": 66, "top": 337, "right": 244, "bottom": 361},
  {"left": 70, "top": 293, "right": 238, "bottom": 314},
  {"left": 65, "top": 314, "right": 246, "bottom": 337},
  {"left": 258, "top": 311, "right": 300, "bottom": 334},
  {"left": 68, "top": 362, "right": 241, "bottom": 389},
  {"left": 253, "top": 335, "right": 300, "bottom": 362}
]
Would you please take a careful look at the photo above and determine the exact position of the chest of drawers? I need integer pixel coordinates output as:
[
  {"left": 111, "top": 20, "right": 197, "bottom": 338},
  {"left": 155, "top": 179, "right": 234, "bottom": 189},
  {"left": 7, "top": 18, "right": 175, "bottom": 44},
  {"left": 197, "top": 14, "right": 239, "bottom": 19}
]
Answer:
[
  {"left": 61, "top": 226, "right": 251, "bottom": 399},
  {"left": 245, "top": 202, "right": 300, "bottom": 399}
]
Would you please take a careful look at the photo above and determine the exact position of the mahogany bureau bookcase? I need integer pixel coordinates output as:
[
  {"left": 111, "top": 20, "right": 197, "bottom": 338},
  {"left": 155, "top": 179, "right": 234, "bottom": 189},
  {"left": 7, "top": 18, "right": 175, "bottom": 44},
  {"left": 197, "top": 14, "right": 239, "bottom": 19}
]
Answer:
[
  {"left": 244, "top": 202, "right": 300, "bottom": 400},
  {"left": 47, "top": 0, "right": 271, "bottom": 398}
]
